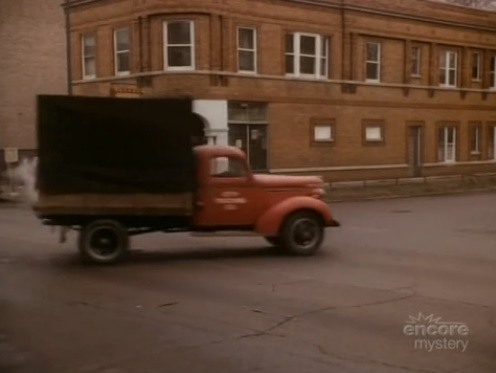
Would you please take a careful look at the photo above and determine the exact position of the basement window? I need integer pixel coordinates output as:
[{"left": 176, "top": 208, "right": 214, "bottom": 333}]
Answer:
[
  {"left": 362, "top": 120, "right": 385, "bottom": 145},
  {"left": 310, "top": 119, "right": 335, "bottom": 146}
]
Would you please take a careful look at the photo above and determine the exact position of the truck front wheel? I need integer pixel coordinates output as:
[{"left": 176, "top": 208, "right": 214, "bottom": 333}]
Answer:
[
  {"left": 280, "top": 212, "right": 324, "bottom": 256},
  {"left": 78, "top": 220, "right": 129, "bottom": 264}
]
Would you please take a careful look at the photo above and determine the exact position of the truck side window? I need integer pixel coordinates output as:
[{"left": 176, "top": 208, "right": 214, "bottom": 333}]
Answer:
[{"left": 211, "top": 157, "right": 247, "bottom": 178}]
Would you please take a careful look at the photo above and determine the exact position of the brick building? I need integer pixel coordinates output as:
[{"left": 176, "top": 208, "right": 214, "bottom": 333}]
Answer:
[
  {"left": 0, "top": 0, "right": 67, "bottom": 173},
  {"left": 67, "top": 0, "right": 496, "bottom": 181}
]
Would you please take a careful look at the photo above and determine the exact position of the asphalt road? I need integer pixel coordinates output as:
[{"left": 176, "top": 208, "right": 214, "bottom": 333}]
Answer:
[{"left": 0, "top": 193, "right": 495, "bottom": 373}]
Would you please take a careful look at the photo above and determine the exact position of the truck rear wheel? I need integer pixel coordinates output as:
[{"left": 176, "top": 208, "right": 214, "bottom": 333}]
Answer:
[
  {"left": 280, "top": 212, "right": 324, "bottom": 256},
  {"left": 78, "top": 220, "right": 129, "bottom": 264}
]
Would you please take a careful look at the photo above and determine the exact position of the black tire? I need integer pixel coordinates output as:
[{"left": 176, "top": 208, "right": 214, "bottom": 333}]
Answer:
[
  {"left": 279, "top": 211, "right": 324, "bottom": 256},
  {"left": 78, "top": 220, "right": 129, "bottom": 264}
]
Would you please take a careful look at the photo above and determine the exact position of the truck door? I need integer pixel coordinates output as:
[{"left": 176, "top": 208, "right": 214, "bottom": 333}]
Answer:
[{"left": 194, "top": 155, "right": 260, "bottom": 228}]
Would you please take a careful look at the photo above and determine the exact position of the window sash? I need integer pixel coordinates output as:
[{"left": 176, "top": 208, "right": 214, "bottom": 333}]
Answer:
[
  {"left": 490, "top": 56, "right": 496, "bottom": 89},
  {"left": 411, "top": 46, "right": 421, "bottom": 76},
  {"left": 470, "top": 126, "right": 480, "bottom": 153},
  {"left": 365, "top": 126, "right": 382, "bottom": 141},
  {"left": 237, "top": 27, "right": 257, "bottom": 73},
  {"left": 366, "top": 43, "right": 381, "bottom": 81},
  {"left": 285, "top": 33, "right": 328, "bottom": 78},
  {"left": 472, "top": 52, "right": 481, "bottom": 80},
  {"left": 82, "top": 34, "right": 96, "bottom": 79},
  {"left": 439, "top": 127, "right": 456, "bottom": 162},
  {"left": 313, "top": 125, "right": 333, "bottom": 141},
  {"left": 439, "top": 51, "right": 457, "bottom": 87},
  {"left": 114, "top": 28, "right": 130, "bottom": 75},
  {"left": 163, "top": 21, "right": 195, "bottom": 70}
]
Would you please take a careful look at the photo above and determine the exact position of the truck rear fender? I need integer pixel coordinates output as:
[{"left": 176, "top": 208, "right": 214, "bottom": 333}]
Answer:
[{"left": 254, "top": 196, "right": 335, "bottom": 236}]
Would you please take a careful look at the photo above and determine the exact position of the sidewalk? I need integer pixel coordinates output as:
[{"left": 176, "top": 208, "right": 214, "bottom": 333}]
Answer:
[
  {"left": 2, "top": 174, "right": 496, "bottom": 205},
  {"left": 325, "top": 174, "right": 496, "bottom": 202}
]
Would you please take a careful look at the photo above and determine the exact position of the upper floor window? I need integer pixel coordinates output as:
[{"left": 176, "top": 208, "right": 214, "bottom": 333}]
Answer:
[
  {"left": 472, "top": 52, "right": 481, "bottom": 81},
  {"left": 490, "top": 56, "right": 496, "bottom": 89},
  {"left": 366, "top": 42, "right": 381, "bottom": 82},
  {"left": 163, "top": 21, "right": 195, "bottom": 70},
  {"left": 285, "top": 32, "right": 329, "bottom": 79},
  {"left": 237, "top": 27, "right": 257, "bottom": 73},
  {"left": 411, "top": 46, "right": 421, "bottom": 77},
  {"left": 114, "top": 28, "right": 130, "bottom": 76},
  {"left": 439, "top": 50, "right": 457, "bottom": 87},
  {"left": 82, "top": 33, "right": 96, "bottom": 79}
]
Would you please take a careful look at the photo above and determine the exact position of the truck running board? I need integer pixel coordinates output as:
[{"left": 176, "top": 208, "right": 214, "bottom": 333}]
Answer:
[{"left": 191, "top": 231, "right": 261, "bottom": 238}]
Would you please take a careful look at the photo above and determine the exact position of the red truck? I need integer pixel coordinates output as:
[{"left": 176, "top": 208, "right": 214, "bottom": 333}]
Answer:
[{"left": 33, "top": 95, "right": 340, "bottom": 264}]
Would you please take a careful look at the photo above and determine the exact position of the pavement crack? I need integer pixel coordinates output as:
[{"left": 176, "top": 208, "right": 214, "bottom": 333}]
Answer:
[
  {"left": 239, "top": 291, "right": 414, "bottom": 340},
  {"left": 158, "top": 301, "right": 178, "bottom": 308},
  {"left": 316, "top": 345, "right": 440, "bottom": 373}
]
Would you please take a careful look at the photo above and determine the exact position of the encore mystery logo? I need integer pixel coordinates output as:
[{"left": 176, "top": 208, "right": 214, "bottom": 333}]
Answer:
[{"left": 403, "top": 313, "right": 469, "bottom": 352}]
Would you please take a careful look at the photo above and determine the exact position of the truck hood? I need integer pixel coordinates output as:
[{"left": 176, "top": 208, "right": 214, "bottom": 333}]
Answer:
[{"left": 253, "top": 174, "right": 323, "bottom": 188}]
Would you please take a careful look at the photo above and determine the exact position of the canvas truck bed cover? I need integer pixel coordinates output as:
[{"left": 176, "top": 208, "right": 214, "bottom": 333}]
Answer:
[{"left": 35, "top": 95, "right": 204, "bottom": 216}]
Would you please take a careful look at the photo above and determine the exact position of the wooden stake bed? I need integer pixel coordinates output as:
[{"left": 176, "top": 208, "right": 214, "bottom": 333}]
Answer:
[{"left": 33, "top": 193, "right": 194, "bottom": 216}]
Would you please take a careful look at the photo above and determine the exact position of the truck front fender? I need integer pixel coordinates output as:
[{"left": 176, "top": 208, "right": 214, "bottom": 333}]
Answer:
[{"left": 254, "top": 196, "right": 339, "bottom": 236}]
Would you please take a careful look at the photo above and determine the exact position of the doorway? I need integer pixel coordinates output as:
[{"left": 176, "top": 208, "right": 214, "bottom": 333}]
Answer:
[
  {"left": 228, "top": 124, "right": 268, "bottom": 171},
  {"left": 408, "top": 125, "right": 423, "bottom": 177},
  {"left": 227, "top": 102, "right": 269, "bottom": 172}
]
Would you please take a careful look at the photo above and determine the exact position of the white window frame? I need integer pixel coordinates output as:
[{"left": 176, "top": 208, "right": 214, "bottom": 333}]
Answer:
[
  {"left": 114, "top": 28, "right": 130, "bottom": 76},
  {"left": 439, "top": 126, "right": 456, "bottom": 163},
  {"left": 411, "top": 46, "right": 421, "bottom": 77},
  {"left": 365, "top": 42, "right": 381, "bottom": 82},
  {"left": 471, "top": 52, "right": 481, "bottom": 81},
  {"left": 490, "top": 56, "right": 496, "bottom": 90},
  {"left": 439, "top": 50, "right": 458, "bottom": 88},
  {"left": 82, "top": 33, "right": 96, "bottom": 80},
  {"left": 237, "top": 27, "right": 257, "bottom": 74},
  {"left": 285, "top": 32, "right": 329, "bottom": 79},
  {"left": 313, "top": 124, "right": 333, "bottom": 142},
  {"left": 365, "top": 125, "right": 383, "bottom": 142},
  {"left": 163, "top": 20, "right": 195, "bottom": 71}
]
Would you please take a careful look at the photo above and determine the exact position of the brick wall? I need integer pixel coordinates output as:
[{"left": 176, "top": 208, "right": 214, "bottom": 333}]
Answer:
[
  {"left": 0, "top": 0, "right": 67, "bottom": 154},
  {"left": 68, "top": 0, "right": 496, "bottom": 181}
]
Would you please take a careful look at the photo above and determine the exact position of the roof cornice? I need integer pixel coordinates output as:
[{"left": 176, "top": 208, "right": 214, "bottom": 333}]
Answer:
[{"left": 64, "top": 0, "right": 496, "bottom": 32}]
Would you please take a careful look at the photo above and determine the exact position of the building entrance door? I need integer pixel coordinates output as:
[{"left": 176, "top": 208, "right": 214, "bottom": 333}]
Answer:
[
  {"left": 408, "top": 125, "right": 423, "bottom": 177},
  {"left": 228, "top": 124, "right": 268, "bottom": 171},
  {"left": 228, "top": 102, "right": 269, "bottom": 172}
]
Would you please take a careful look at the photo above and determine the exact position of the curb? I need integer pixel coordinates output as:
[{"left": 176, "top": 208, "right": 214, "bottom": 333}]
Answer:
[{"left": 327, "top": 187, "right": 496, "bottom": 203}]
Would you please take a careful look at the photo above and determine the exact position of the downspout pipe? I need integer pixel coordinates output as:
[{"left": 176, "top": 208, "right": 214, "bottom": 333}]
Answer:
[{"left": 64, "top": 0, "right": 73, "bottom": 95}]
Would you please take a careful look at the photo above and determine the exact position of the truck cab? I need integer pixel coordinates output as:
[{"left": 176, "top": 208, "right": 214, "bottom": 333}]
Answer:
[{"left": 194, "top": 145, "right": 339, "bottom": 234}]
